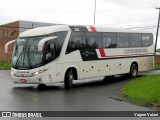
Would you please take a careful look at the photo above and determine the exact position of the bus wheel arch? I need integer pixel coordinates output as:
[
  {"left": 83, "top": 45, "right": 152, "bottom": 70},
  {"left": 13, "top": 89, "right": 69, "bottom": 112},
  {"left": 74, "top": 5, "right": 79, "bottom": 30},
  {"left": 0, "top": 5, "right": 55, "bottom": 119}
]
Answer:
[
  {"left": 64, "top": 67, "right": 78, "bottom": 89},
  {"left": 129, "top": 61, "right": 138, "bottom": 78}
]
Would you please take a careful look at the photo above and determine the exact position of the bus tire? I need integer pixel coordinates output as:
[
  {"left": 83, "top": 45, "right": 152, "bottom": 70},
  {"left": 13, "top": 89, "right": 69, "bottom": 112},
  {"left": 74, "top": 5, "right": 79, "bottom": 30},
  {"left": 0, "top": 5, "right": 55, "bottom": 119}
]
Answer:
[
  {"left": 38, "top": 84, "right": 47, "bottom": 90},
  {"left": 129, "top": 63, "right": 138, "bottom": 78},
  {"left": 64, "top": 69, "right": 74, "bottom": 89},
  {"left": 104, "top": 75, "right": 114, "bottom": 80}
]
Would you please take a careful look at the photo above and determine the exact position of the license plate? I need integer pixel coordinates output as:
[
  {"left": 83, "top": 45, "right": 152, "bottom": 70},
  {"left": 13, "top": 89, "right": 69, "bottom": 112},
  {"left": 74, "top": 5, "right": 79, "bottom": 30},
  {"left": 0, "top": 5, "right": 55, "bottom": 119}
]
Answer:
[{"left": 20, "top": 79, "right": 27, "bottom": 83}]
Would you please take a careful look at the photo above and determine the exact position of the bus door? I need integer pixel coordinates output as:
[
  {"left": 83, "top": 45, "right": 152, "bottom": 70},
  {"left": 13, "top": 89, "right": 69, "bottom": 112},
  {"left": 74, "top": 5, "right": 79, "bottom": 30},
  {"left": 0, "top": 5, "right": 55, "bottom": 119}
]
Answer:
[{"left": 43, "top": 40, "right": 57, "bottom": 83}]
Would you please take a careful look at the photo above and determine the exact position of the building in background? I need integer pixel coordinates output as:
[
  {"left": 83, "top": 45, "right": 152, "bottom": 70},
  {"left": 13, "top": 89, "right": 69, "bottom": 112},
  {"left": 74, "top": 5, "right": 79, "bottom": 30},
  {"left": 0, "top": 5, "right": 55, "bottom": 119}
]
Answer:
[{"left": 0, "top": 20, "right": 54, "bottom": 62}]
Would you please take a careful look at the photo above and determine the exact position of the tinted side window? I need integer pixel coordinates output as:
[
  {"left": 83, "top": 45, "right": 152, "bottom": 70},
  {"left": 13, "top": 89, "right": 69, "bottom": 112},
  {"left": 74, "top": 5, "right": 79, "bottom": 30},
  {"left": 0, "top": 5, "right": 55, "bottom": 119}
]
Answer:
[
  {"left": 86, "top": 33, "right": 102, "bottom": 49},
  {"left": 102, "top": 33, "right": 117, "bottom": 48},
  {"left": 66, "top": 32, "right": 86, "bottom": 53},
  {"left": 117, "top": 33, "right": 130, "bottom": 48},
  {"left": 130, "top": 33, "right": 142, "bottom": 47},
  {"left": 49, "top": 31, "right": 67, "bottom": 56},
  {"left": 142, "top": 33, "right": 153, "bottom": 47},
  {"left": 57, "top": 31, "right": 68, "bottom": 48}
]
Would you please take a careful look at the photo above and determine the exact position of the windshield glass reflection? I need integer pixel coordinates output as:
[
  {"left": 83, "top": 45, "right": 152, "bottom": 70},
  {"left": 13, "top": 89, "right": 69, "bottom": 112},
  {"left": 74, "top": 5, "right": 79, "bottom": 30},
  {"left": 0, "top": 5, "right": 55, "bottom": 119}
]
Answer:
[{"left": 12, "top": 36, "right": 45, "bottom": 69}]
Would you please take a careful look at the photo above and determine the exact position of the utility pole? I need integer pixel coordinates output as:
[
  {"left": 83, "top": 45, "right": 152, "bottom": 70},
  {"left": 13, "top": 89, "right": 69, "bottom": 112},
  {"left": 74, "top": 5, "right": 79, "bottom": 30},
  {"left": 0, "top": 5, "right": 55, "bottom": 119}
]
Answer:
[
  {"left": 155, "top": 7, "right": 160, "bottom": 55},
  {"left": 94, "top": 0, "right": 96, "bottom": 25}
]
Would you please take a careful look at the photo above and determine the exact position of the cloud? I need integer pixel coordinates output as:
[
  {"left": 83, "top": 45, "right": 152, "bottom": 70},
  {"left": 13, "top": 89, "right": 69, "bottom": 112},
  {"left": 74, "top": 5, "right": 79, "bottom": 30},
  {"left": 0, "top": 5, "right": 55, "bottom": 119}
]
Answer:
[
  {"left": 0, "top": 0, "right": 159, "bottom": 47},
  {"left": 102, "top": 0, "right": 160, "bottom": 8}
]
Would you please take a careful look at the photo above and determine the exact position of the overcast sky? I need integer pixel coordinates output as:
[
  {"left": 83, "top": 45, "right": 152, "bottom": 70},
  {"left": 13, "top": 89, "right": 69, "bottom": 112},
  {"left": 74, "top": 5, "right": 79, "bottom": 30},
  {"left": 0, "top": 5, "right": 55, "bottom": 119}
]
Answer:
[{"left": 0, "top": 0, "right": 160, "bottom": 48}]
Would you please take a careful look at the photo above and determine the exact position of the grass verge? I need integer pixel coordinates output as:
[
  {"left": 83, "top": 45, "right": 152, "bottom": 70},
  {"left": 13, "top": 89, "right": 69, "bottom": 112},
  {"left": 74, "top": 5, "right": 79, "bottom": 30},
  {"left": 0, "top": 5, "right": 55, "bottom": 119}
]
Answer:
[
  {"left": 120, "top": 75, "right": 160, "bottom": 108},
  {"left": 0, "top": 61, "right": 11, "bottom": 70}
]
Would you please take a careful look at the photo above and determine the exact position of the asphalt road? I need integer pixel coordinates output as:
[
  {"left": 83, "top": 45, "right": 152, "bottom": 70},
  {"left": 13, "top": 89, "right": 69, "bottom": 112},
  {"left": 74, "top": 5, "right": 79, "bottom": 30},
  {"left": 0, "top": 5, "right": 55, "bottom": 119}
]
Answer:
[{"left": 0, "top": 70, "right": 160, "bottom": 120}]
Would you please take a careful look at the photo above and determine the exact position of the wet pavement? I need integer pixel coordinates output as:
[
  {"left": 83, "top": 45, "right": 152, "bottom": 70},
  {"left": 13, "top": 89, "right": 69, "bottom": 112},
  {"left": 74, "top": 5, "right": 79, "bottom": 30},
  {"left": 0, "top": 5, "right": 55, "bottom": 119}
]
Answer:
[{"left": 0, "top": 70, "right": 160, "bottom": 120}]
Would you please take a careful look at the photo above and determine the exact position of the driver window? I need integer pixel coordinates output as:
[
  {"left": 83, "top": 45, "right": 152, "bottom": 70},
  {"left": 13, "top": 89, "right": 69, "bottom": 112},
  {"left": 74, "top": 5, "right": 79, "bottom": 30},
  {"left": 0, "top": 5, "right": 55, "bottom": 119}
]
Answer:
[{"left": 45, "top": 43, "right": 55, "bottom": 62}]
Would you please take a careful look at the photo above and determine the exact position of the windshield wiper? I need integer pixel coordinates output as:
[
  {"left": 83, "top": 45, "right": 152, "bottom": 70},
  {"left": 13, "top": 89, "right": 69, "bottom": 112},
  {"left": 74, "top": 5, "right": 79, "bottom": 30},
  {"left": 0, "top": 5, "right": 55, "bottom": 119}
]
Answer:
[
  {"left": 15, "top": 47, "right": 24, "bottom": 67},
  {"left": 27, "top": 45, "right": 31, "bottom": 68}
]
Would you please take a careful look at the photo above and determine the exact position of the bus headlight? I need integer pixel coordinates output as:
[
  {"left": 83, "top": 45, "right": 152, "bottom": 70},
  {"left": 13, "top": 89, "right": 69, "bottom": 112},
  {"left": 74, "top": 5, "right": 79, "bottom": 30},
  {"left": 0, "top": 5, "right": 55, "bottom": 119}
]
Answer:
[
  {"left": 33, "top": 71, "right": 40, "bottom": 76},
  {"left": 34, "top": 71, "right": 39, "bottom": 75},
  {"left": 32, "top": 69, "right": 48, "bottom": 76},
  {"left": 11, "top": 71, "right": 14, "bottom": 75}
]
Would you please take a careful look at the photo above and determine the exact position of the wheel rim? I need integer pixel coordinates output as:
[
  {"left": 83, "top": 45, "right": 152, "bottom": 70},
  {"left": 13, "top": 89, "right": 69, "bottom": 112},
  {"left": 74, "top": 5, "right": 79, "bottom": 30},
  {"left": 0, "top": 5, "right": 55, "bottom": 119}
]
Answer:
[
  {"left": 68, "top": 71, "right": 74, "bottom": 86},
  {"left": 69, "top": 74, "right": 74, "bottom": 81},
  {"left": 131, "top": 65, "right": 137, "bottom": 77}
]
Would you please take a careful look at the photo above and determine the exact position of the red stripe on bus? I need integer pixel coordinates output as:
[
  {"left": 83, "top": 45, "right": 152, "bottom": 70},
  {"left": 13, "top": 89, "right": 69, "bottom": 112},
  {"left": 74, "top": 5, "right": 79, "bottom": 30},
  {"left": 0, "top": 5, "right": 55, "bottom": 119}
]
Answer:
[
  {"left": 98, "top": 50, "right": 154, "bottom": 58},
  {"left": 99, "top": 48, "right": 107, "bottom": 57},
  {"left": 90, "top": 26, "right": 97, "bottom": 32},
  {"left": 105, "top": 53, "right": 154, "bottom": 58}
]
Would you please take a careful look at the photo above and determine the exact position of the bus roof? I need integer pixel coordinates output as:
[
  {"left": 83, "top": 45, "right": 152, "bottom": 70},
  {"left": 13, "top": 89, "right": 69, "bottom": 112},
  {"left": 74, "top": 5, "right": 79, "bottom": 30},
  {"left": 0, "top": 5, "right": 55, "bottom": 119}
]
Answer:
[
  {"left": 70, "top": 25, "right": 151, "bottom": 33},
  {"left": 19, "top": 25, "right": 152, "bottom": 37},
  {"left": 19, "top": 25, "right": 70, "bottom": 37}
]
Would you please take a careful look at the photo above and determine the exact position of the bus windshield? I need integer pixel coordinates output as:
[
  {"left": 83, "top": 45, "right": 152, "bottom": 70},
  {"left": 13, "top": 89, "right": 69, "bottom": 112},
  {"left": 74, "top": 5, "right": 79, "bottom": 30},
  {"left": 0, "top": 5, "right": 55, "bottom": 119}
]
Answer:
[
  {"left": 12, "top": 36, "right": 46, "bottom": 69},
  {"left": 11, "top": 31, "right": 67, "bottom": 69}
]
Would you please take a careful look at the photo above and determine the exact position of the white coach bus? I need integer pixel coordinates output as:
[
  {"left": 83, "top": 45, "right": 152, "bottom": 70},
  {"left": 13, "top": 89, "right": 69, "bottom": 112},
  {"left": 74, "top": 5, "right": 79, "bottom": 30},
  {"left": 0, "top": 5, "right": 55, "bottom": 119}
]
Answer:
[{"left": 5, "top": 25, "right": 154, "bottom": 88}]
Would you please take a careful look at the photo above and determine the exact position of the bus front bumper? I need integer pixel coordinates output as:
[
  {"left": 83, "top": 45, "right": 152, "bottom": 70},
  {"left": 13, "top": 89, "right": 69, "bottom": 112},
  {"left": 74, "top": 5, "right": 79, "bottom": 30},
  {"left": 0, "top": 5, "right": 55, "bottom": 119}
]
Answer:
[{"left": 11, "top": 75, "right": 44, "bottom": 84}]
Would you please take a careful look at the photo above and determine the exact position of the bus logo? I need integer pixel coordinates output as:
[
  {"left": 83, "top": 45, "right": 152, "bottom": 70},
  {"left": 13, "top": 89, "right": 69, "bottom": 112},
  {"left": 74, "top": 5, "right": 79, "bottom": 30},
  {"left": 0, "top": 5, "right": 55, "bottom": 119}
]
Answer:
[{"left": 82, "top": 51, "right": 95, "bottom": 56}]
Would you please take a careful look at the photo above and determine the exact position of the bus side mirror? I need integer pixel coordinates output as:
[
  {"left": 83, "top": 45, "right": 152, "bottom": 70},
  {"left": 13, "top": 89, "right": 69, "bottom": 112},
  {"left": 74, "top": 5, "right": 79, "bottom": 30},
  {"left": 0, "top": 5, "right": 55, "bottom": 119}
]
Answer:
[
  {"left": 5, "top": 39, "right": 16, "bottom": 53},
  {"left": 38, "top": 36, "right": 57, "bottom": 51}
]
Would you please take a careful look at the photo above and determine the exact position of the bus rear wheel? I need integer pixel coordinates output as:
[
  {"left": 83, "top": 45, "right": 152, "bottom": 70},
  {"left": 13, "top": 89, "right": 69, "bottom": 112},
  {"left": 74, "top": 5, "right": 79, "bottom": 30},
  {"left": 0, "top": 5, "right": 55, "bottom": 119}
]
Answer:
[
  {"left": 104, "top": 75, "right": 114, "bottom": 80},
  {"left": 129, "top": 63, "right": 138, "bottom": 78},
  {"left": 64, "top": 70, "right": 74, "bottom": 89}
]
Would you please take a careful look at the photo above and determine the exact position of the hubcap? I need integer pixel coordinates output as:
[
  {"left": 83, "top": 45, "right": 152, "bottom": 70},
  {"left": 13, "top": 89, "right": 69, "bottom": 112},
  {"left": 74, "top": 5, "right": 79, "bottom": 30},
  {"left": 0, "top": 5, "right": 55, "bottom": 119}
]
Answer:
[
  {"left": 68, "top": 72, "right": 74, "bottom": 86},
  {"left": 132, "top": 66, "right": 137, "bottom": 76},
  {"left": 69, "top": 74, "right": 74, "bottom": 81}
]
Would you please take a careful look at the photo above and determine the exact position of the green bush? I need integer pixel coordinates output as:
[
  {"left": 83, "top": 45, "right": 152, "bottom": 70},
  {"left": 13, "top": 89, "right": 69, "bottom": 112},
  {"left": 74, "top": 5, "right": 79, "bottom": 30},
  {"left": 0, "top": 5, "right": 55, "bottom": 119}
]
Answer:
[
  {"left": 0, "top": 61, "right": 11, "bottom": 70},
  {"left": 155, "top": 64, "right": 160, "bottom": 69},
  {"left": 155, "top": 55, "right": 160, "bottom": 58}
]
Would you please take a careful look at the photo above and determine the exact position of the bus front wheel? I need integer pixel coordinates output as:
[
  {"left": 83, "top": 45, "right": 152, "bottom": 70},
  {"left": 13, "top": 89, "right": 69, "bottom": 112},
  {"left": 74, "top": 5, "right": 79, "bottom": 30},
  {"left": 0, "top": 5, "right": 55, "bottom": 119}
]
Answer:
[
  {"left": 38, "top": 84, "right": 47, "bottom": 90},
  {"left": 129, "top": 63, "right": 138, "bottom": 78},
  {"left": 64, "top": 70, "right": 74, "bottom": 89}
]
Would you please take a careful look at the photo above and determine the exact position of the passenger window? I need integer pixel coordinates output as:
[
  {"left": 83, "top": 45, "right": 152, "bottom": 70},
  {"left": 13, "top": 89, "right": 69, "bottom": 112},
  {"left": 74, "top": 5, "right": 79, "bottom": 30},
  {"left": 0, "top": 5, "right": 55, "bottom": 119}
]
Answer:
[
  {"left": 102, "top": 33, "right": 117, "bottom": 48},
  {"left": 86, "top": 33, "right": 102, "bottom": 49},
  {"left": 142, "top": 33, "right": 153, "bottom": 47},
  {"left": 117, "top": 33, "right": 130, "bottom": 48},
  {"left": 130, "top": 33, "right": 142, "bottom": 47},
  {"left": 66, "top": 32, "right": 86, "bottom": 53}
]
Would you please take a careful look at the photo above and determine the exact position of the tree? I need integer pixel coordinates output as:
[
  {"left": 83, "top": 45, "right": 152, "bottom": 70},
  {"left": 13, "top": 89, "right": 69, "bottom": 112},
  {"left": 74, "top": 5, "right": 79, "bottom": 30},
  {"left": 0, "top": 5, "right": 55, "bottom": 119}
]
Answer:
[{"left": 156, "top": 48, "right": 160, "bottom": 55}]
